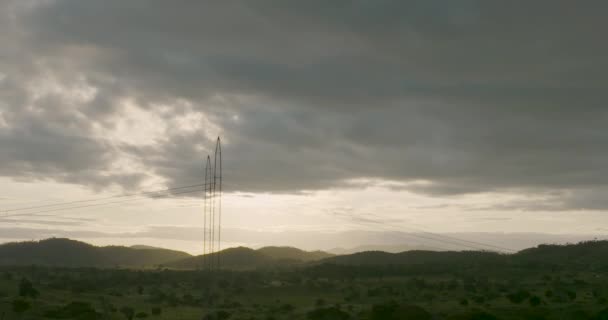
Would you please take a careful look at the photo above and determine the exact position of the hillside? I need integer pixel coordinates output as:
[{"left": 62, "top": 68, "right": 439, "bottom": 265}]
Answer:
[
  {"left": 4, "top": 238, "right": 608, "bottom": 271},
  {"left": 329, "top": 244, "right": 442, "bottom": 255},
  {"left": 317, "top": 240, "right": 608, "bottom": 270},
  {"left": 130, "top": 245, "right": 166, "bottom": 250},
  {"left": 319, "top": 250, "right": 505, "bottom": 267},
  {"left": 0, "top": 239, "right": 332, "bottom": 270},
  {"left": 514, "top": 240, "right": 608, "bottom": 266},
  {"left": 257, "top": 246, "right": 333, "bottom": 261},
  {"left": 0, "top": 238, "right": 191, "bottom": 267},
  {"left": 169, "top": 246, "right": 333, "bottom": 270},
  {"left": 168, "top": 247, "right": 277, "bottom": 270}
]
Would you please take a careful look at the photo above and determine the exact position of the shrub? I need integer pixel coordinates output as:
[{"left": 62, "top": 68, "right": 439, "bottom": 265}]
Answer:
[
  {"left": 307, "top": 307, "right": 350, "bottom": 320},
  {"left": 506, "top": 290, "right": 530, "bottom": 304},
  {"left": 18, "top": 278, "right": 39, "bottom": 299},
  {"left": 529, "top": 296, "right": 542, "bottom": 307},
  {"left": 448, "top": 310, "right": 498, "bottom": 320},
  {"left": 120, "top": 306, "right": 135, "bottom": 320},
  {"left": 371, "top": 303, "right": 430, "bottom": 320},
  {"left": 44, "top": 301, "right": 98, "bottom": 319},
  {"left": 151, "top": 307, "right": 162, "bottom": 316},
  {"left": 12, "top": 299, "right": 30, "bottom": 314}
]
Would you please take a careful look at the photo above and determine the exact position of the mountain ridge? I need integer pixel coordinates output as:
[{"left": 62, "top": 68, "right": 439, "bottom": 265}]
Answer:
[
  {"left": 0, "top": 239, "right": 335, "bottom": 269},
  {"left": 3, "top": 238, "right": 608, "bottom": 270},
  {"left": 0, "top": 238, "right": 191, "bottom": 267}
]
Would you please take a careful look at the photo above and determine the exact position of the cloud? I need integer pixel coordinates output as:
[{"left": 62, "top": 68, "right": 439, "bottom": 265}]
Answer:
[{"left": 1, "top": 1, "right": 607, "bottom": 209}]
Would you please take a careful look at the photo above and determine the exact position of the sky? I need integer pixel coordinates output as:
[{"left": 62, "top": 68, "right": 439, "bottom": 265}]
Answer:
[{"left": 1, "top": 1, "right": 608, "bottom": 254}]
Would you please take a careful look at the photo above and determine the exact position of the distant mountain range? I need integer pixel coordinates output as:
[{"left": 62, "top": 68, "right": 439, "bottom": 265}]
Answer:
[
  {"left": 2, "top": 238, "right": 608, "bottom": 270},
  {"left": 329, "top": 244, "right": 442, "bottom": 255},
  {"left": 168, "top": 246, "right": 334, "bottom": 270},
  {"left": 322, "top": 241, "right": 608, "bottom": 269},
  {"left": 0, "top": 238, "right": 333, "bottom": 269},
  {"left": 0, "top": 238, "right": 191, "bottom": 267}
]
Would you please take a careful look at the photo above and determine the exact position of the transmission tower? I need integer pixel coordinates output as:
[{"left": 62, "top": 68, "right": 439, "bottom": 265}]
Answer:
[
  {"left": 214, "top": 137, "right": 222, "bottom": 270},
  {"left": 203, "top": 156, "right": 212, "bottom": 269},
  {"left": 202, "top": 137, "right": 223, "bottom": 271}
]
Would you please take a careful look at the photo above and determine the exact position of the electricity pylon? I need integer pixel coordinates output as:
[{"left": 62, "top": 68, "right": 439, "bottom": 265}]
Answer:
[{"left": 203, "top": 137, "right": 222, "bottom": 271}]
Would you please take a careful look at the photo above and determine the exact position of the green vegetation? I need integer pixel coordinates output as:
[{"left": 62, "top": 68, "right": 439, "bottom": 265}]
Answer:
[{"left": 2, "top": 239, "right": 608, "bottom": 319}]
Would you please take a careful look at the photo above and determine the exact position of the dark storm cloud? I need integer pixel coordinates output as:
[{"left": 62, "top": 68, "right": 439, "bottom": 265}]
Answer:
[{"left": 1, "top": 0, "right": 608, "bottom": 209}]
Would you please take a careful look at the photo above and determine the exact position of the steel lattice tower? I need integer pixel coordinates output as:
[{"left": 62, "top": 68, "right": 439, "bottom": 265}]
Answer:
[{"left": 203, "top": 137, "right": 222, "bottom": 271}]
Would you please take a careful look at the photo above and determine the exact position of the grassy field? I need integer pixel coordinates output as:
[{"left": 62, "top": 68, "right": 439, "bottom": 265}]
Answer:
[{"left": 1, "top": 264, "right": 608, "bottom": 320}]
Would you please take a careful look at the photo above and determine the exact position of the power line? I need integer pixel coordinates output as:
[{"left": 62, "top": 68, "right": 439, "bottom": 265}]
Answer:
[
  {"left": 357, "top": 212, "right": 516, "bottom": 252},
  {"left": 2, "top": 183, "right": 214, "bottom": 214},
  {"left": 402, "top": 223, "right": 516, "bottom": 253},
  {"left": 1, "top": 188, "right": 204, "bottom": 219},
  {"left": 324, "top": 207, "right": 515, "bottom": 253},
  {"left": 348, "top": 217, "right": 512, "bottom": 253}
]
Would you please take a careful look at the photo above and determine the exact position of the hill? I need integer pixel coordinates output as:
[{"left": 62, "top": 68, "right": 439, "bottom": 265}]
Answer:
[
  {"left": 168, "top": 247, "right": 277, "bottom": 270},
  {"left": 0, "top": 238, "right": 191, "bottom": 267},
  {"left": 317, "top": 240, "right": 608, "bottom": 271},
  {"left": 130, "top": 244, "right": 166, "bottom": 250},
  {"left": 257, "top": 246, "right": 333, "bottom": 261},
  {"left": 168, "top": 246, "right": 333, "bottom": 270},
  {"left": 329, "top": 244, "right": 441, "bottom": 255},
  {"left": 320, "top": 250, "right": 505, "bottom": 267},
  {"left": 514, "top": 240, "right": 608, "bottom": 266},
  {"left": 4, "top": 238, "right": 608, "bottom": 271}
]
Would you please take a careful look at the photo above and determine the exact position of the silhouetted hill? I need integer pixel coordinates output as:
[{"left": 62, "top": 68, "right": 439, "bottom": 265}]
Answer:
[
  {"left": 329, "top": 244, "right": 442, "bottom": 255},
  {"left": 168, "top": 247, "right": 276, "bottom": 270},
  {"left": 319, "top": 250, "right": 504, "bottom": 267},
  {"left": 130, "top": 244, "right": 165, "bottom": 250},
  {"left": 257, "top": 246, "right": 333, "bottom": 261},
  {"left": 317, "top": 240, "right": 608, "bottom": 271},
  {"left": 169, "top": 246, "right": 333, "bottom": 270},
  {"left": 0, "top": 238, "right": 191, "bottom": 267},
  {"left": 4, "top": 238, "right": 608, "bottom": 271},
  {"left": 514, "top": 240, "right": 608, "bottom": 266}
]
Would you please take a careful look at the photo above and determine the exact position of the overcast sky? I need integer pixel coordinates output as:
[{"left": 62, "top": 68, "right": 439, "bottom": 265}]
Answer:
[{"left": 1, "top": 1, "right": 608, "bottom": 253}]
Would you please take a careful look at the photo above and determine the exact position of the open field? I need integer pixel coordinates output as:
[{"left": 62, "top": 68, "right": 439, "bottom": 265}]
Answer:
[{"left": 2, "top": 257, "right": 608, "bottom": 320}]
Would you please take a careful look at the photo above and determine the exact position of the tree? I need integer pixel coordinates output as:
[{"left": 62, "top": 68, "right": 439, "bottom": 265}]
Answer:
[
  {"left": 371, "top": 303, "right": 430, "bottom": 320},
  {"left": 44, "top": 301, "right": 98, "bottom": 320},
  {"left": 18, "top": 278, "right": 39, "bottom": 299},
  {"left": 529, "top": 296, "right": 542, "bottom": 307},
  {"left": 595, "top": 308, "right": 608, "bottom": 320},
  {"left": 151, "top": 307, "right": 162, "bottom": 316},
  {"left": 307, "top": 307, "right": 350, "bottom": 320},
  {"left": 400, "top": 305, "right": 431, "bottom": 319},
  {"left": 316, "top": 298, "right": 326, "bottom": 307},
  {"left": 506, "top": 290, "right": 530, "bottom": 304},
  {"left": 120, "top": 306, "right": 135, "bottom": 320},
  {"left": 448, "top": 311, "right": 498, "bottom": 320},
  {"left": 202, "top": 310, "right": 231, "bottom": 320},
  {"left": 12, "top": 299, "right": 30, "bottom": 315}
]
